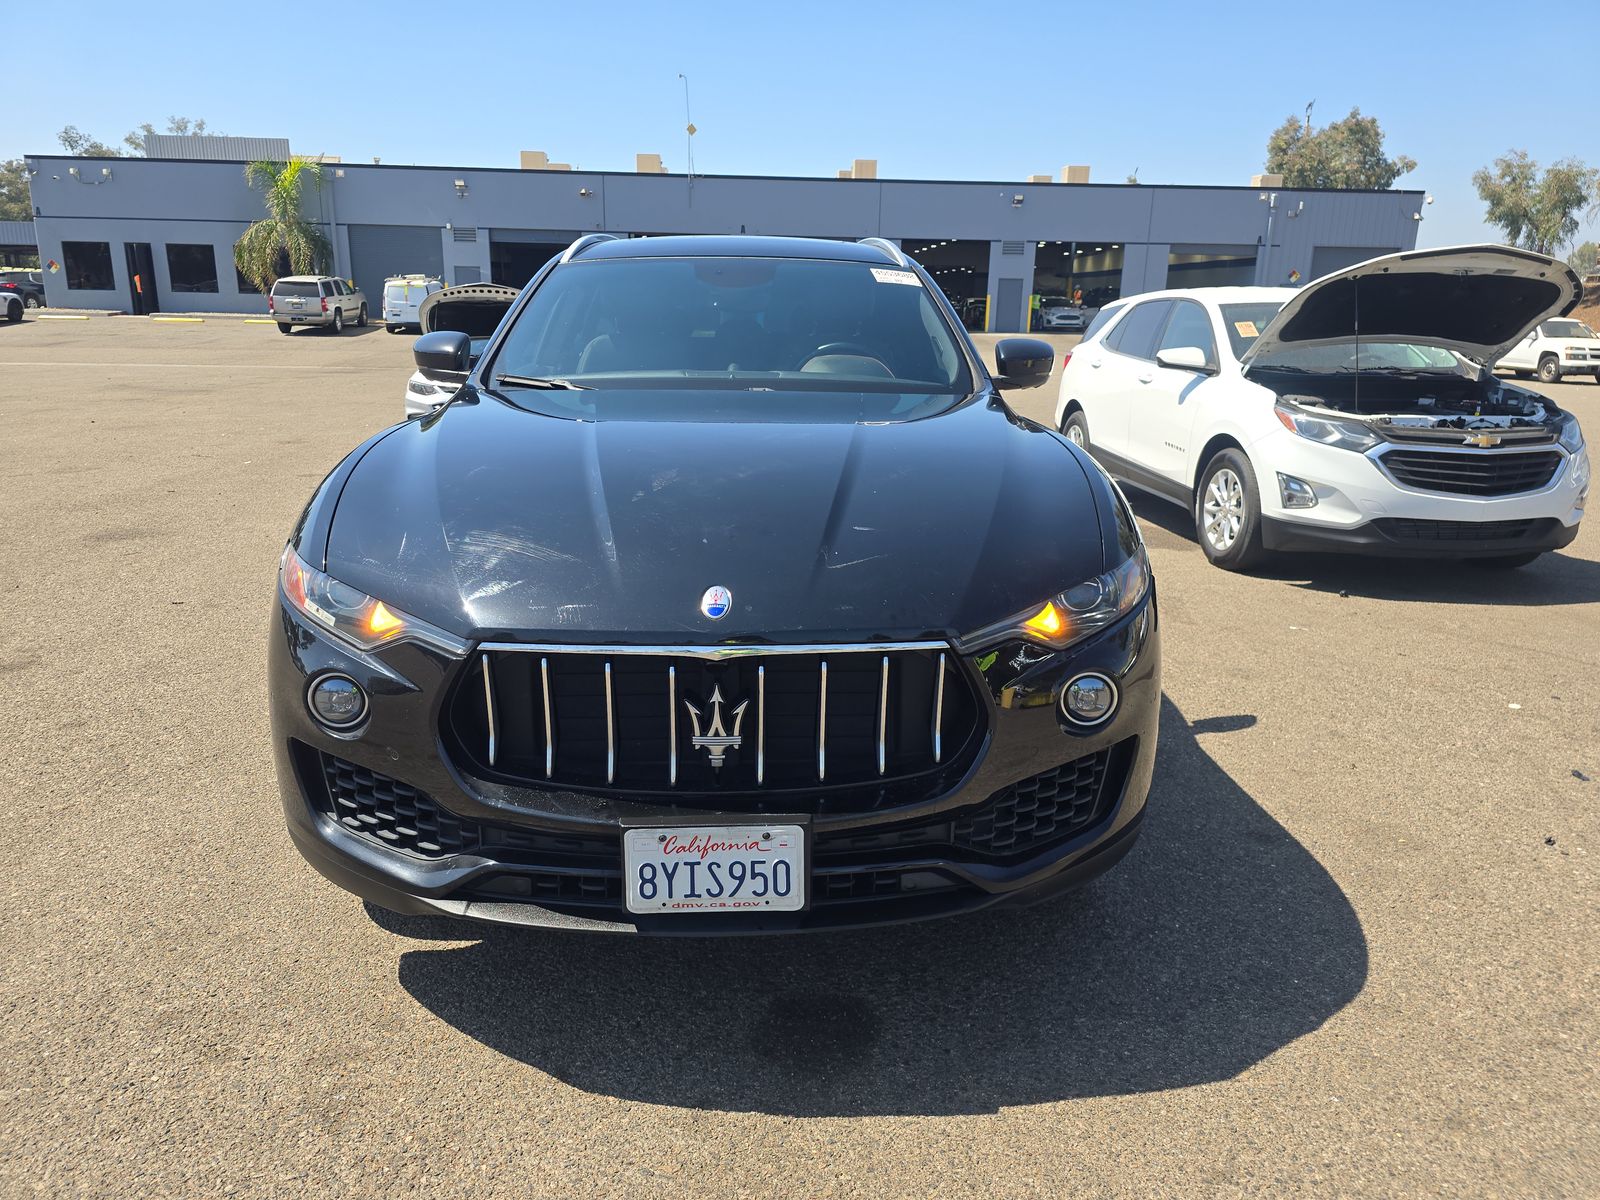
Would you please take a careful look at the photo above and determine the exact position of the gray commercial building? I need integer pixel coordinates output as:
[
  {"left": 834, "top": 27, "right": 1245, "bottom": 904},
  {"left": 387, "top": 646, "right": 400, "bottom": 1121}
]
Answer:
[{"left": 21, "top": 145, "right": 1425, "bottom": 330}]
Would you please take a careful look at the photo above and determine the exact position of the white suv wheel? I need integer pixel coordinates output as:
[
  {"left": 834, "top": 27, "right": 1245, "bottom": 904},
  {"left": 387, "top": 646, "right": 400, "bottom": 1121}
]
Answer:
[{"left": 1202, "top": 467, "right": 1244, "bottom": 551}]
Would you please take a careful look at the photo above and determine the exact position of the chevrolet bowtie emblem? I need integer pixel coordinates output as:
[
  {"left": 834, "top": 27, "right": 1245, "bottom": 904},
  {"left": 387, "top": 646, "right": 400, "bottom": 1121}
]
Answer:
[
  {"left": 1463, "top": 433, "right": 1502, "bottom": 448},
  {"left": 685, "top": 685, "right": 749, "bottom": 770}
]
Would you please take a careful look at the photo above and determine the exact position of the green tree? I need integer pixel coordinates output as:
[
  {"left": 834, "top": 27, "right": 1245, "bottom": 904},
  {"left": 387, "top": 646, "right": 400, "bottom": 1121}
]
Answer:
[
  {"left": 56, "top": 125, "right": 121, "bottom": 156},
  {"left": 234, "top": 158, "right": 331, "bottom": 293},
  {"left": 55, "top": 116, "right": 219, "bottom": 157},
  {"left": 1265, "top": 106, "right": 1416, "bottom": 189},
  {"left": 0, "top": 158, "right": 33, "bottom": 222},
  {"left": 1472, "top": 151, "right": 1600, "bottom": 255},
  {"left": 1568, "top": 240, "right": 1598, "bottom": 277}
]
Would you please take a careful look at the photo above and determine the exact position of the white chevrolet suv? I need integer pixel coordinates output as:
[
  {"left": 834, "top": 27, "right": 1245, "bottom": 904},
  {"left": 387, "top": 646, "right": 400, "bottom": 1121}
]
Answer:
[
  {"left": 1495, "top": 317, "right": 1600, "bottom": 384},
  {"left": 1054, "top": 246, "right": 1589, "bottom": 570}
]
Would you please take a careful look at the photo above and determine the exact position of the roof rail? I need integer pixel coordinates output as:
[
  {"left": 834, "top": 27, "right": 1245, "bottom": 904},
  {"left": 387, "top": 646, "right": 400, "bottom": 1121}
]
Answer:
[
  {"left": 559, "top": 233, "right": 621, "bottom": 264},
  {"left": 857, "top": 237, "right": 908, "bottom": 268}
]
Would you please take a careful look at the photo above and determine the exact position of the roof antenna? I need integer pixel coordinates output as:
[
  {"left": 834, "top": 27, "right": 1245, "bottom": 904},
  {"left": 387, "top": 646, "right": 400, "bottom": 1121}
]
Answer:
[{"left": 677, "top": 73, "right": 696, "bottom": 201}]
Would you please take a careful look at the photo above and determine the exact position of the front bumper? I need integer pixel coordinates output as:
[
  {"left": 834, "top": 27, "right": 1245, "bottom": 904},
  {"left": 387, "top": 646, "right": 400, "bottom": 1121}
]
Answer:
[
  {"left": 268, "top": 594, "right": 1161, "bottom": 935},
  {"left": 1253, "top": 427, "right": 1587, "bottom": 553}
]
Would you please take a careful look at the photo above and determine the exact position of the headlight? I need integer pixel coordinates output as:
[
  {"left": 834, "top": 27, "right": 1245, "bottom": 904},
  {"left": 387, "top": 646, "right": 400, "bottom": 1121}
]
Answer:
[
  {"left": 1558, "top": 412, "right": 1585, "bottom": 453},
  {"left": 408, "top": 379, "right": 441, "bottom": 397},
  {"left": 280, "top": 547, "right": 460, "bottom": 652},
  {"left": 1274, "top": 401, "right": 1381, "bottom": 453},
  {"left": 960, "top": 547, "right": 1151, "bottom": 652}
]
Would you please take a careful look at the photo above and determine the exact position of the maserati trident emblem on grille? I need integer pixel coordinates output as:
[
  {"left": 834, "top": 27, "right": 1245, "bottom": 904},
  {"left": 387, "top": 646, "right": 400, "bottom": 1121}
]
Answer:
[
  {"left": 700, "top": 585, "right": 732, "bottom": 620},
  {"left": 684, "top": 685, "right": 749, "bottom": 769},
  {"left": 1463, "top": 433, "right": 1502, "bottom": 448}
]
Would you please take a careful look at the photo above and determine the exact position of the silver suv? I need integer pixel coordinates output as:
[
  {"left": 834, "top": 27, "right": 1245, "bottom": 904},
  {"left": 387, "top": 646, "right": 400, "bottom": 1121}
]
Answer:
[{"left": 269, "top": 275, "right": 368, "bottom": 334}]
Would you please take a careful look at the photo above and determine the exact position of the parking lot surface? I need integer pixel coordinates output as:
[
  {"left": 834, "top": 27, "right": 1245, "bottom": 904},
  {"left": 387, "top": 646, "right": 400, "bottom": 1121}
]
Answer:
[{"left": 1, "top": 318, "right": 1595, "bottom": 1198}]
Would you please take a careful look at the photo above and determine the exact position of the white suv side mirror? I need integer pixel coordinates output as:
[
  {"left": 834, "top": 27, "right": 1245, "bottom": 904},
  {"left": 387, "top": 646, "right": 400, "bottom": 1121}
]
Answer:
[{"left": 1155, "top": 345, "right": 1215, "bottom": 374}]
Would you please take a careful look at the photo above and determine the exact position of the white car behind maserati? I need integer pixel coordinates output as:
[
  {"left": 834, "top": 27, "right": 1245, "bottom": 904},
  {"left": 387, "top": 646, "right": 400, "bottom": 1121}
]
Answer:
[{"left": 1054, "top": 246, "right": 1588, "bottom": 570}]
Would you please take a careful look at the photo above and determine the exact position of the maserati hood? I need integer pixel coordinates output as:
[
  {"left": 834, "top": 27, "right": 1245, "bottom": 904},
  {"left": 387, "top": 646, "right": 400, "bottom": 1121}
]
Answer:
[
  {"left": 1243, "top": 245, "right": 1583, "bottom": 368},
  {"left": 324, "top": 393, "right": 1107, "bottom": 642}
]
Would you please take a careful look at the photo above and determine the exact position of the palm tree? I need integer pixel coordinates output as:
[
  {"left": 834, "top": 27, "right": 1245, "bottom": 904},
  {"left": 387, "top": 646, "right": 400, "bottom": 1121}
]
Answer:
[{"left": 234, "top": 158, "right": 331, "bottom": 292}]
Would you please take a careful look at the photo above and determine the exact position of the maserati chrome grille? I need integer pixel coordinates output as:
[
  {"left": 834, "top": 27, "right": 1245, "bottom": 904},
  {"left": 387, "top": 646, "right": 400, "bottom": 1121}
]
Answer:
[{"left": 451, "top": 642, "right": 983, "bottom": 802}]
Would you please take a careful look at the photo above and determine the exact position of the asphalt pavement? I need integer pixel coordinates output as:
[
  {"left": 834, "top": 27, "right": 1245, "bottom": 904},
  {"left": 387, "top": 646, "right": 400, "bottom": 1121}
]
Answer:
[{"left": 0, "top": 317, "right": 1595, "bottom": 1197}]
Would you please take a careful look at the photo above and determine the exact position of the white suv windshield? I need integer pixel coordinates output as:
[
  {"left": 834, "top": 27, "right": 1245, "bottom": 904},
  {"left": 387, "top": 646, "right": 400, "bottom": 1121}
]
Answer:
[
  {"left": 489, "top": 257, "right": 971, "bottom": 396},
  {"left": 1542, "top": 319, "right": 1597, "bottom": 339},
  {"left": 1254, "top": 342, "right": 1462, "bottom": 373}
]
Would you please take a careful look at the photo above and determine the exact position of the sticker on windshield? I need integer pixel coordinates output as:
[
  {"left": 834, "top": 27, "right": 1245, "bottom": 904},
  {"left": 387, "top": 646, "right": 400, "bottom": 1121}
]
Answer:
[
  {"left": 1234, "top": 320, "right": 1260, "bottom": 338},
  {"left": 871, "top": 268, "right": 921, "bottom": 286}
]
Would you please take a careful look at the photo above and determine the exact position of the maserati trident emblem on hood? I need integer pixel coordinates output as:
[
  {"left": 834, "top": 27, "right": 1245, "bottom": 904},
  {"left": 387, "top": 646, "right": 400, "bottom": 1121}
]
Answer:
[
  {"left": 699, "top": 585, "right": 732, "bottom": 620},
  {"left": 684, "top": 685, "right": 749, "bottom": 769}
]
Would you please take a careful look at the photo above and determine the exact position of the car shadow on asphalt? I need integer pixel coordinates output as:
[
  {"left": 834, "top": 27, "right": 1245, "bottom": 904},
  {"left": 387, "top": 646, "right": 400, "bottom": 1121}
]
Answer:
[
  {"left": 376, "top": 694, "right": 1368, "bottom": 1116},
  {"left": 1123, "top": 488, "right": 1600, "bottom": 607}
]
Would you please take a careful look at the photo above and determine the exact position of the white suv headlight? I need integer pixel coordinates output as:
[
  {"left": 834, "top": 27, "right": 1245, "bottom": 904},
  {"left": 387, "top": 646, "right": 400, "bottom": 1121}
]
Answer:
[
  {"left": 1557, "top": 413, "right": 1585, "bottom": 454},
  {"left": 1274, "top": 401, "right": 1381, "bottom": 453}
]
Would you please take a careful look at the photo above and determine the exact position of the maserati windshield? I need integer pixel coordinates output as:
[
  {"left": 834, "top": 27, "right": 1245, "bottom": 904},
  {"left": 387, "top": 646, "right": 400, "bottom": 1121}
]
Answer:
[{"left": 487, "top": 257, "right": 972, "bottom": 406}]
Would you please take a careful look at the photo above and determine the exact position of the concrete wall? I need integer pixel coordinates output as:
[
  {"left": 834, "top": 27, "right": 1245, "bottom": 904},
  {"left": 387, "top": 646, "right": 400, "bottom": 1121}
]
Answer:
[{"left": 24, "top": 155, "right": 1425, "bottom": 313}]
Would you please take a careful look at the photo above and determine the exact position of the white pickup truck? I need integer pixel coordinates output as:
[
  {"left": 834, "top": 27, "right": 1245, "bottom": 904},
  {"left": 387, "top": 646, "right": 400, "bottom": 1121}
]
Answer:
[{"left": 1496, "top": 317, "right": 1600, "bottom": 383}]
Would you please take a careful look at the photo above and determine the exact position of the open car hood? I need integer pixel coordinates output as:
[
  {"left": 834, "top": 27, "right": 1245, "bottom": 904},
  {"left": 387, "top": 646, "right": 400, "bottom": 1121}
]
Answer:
[
  {"left": 419, "top": 283, "right": 519, "bottom": 336},
  {"left": 1242, "top": 245, "right": 1583, "bottom": 369}
]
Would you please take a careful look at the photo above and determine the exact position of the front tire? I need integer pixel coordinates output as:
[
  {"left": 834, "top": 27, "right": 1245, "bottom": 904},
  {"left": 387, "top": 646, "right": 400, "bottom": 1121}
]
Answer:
[
  {"left": 1195, "top": 449, "right": 1267, "bottom": 571},
  {"left": 356, "top": 304, "right": 368, "bottom": 327},
  {"left": 1537, "top": 355, "right": 1561, "bottom": 384},
  {"left": 5, "top": 302, "right": 20, "bottom": 323},
  {"left": 330, "top": 309, "right": 344, "bottom": 334},
  {"left": 23, "top": 295, "right": 40, "bottom": 309},
  {"left": 1061, "top": 409, "right": 1091, "bottom": 451}
]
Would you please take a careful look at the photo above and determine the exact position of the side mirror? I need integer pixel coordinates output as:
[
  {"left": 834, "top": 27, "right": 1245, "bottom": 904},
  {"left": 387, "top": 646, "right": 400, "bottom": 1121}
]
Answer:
[
  {"left": 414, "top": 330, "right": 471, "bottom": 375},
  {"left": 993, "top": 337, "right": 1056, "bottom": 389},
  {"left": 1155, "top": 345, "right": 1215, "bottom": 374}
]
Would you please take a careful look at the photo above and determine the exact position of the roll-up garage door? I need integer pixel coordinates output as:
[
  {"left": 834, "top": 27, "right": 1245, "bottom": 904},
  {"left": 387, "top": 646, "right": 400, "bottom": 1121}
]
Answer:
[{"left": 346, "top": 225, "right": 444, "bottom": 307}]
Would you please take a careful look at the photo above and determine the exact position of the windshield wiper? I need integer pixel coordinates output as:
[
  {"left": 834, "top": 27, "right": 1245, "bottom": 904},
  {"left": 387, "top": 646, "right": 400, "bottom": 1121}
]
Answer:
[{"left": 493, "top": 373, "right": 592, "bottom": 391}]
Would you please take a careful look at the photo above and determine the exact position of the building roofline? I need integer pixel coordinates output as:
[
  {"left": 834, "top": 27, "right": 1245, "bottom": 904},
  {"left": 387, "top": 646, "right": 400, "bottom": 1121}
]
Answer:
[{"left": 20, "top": 153, "right": 1428, "bottom": 196}]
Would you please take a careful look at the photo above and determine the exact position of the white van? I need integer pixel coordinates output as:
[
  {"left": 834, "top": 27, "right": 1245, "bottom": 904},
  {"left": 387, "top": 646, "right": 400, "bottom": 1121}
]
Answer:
[{"left": 382, "top": 275, "right": 443, "bottom": 333}]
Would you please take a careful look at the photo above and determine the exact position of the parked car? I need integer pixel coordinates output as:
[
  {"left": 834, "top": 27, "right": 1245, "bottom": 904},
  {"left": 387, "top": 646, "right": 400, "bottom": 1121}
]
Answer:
[
  {"left": 270, "top": 234, "right": 1158, "bottom": 935},
  {"left": 268, "top": 275, "right": 368, "bottom": 334},
  {"left": 1035, "top": 296, "right": 1085, "bottom": 331},
  {"left": 1054, "top": 245, "right": 1588, "bottom": 570},
  {"left": 382, "top": 274, "right": 443, "bottom": 333},
  {"left": 1495, "top": 317, "right": 1600, "bottom": 383},
  {"left": 404, "top": 283, "right": 518, "bottom": 416},
  {"left": 0, "top": 269, "right": 45, "bottom": 309},
  {"left": 1, "top": 289, "right": 23, "bottom": 323}
]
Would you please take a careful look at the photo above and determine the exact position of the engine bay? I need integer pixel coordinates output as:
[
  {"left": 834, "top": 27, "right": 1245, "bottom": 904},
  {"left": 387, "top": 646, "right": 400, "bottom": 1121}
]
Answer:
[{"left": 1250, "top": 364, "right": 1564, "bottom": 441}]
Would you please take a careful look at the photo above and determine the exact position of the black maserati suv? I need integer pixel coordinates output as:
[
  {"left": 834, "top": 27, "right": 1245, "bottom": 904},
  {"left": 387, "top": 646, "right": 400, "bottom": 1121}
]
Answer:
[{"left": 269, "top": 234, "right": 1160, "bottom": 934}]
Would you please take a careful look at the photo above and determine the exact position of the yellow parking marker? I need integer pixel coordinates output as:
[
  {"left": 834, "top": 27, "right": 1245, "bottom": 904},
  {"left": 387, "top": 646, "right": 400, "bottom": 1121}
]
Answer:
[
  {"left": 243, "top": 318, "right": 276, "bottom": 324},
  {"left": 152, "top": 316, "right": 204, "bottom": 323},
  {"left": 37, "top": 313, "right": 91, "bottom": 320}
]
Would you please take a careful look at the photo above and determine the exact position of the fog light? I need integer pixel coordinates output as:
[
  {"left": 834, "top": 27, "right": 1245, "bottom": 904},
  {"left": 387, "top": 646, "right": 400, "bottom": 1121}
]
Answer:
[
  {"left": 309, "top": 674, "right": 367, "bottom": 728},
  {"left": 1061, "top": 673, "right": 1117, "bottom": 725},
  {"left": 1277, "top": 473, "right": 1318, "bottom": 509}
]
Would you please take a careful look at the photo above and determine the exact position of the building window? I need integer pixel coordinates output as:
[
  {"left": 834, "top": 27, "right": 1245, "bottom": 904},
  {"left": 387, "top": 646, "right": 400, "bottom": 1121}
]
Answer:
[
  {"left": 62, "top": 241, "right": 114, "bottom": 291},
  {"left": 165, "top": 243, "right": 219, "bottom": 293}
]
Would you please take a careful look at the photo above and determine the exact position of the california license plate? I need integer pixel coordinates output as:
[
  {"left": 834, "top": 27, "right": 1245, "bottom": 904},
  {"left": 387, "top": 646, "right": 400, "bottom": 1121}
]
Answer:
[{"left": 623, "top": 824, "right": 805, "bottom": 914}]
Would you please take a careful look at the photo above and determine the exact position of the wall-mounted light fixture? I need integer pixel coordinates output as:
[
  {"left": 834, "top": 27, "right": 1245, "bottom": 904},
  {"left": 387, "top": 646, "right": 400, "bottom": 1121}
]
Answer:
[
  {"left": 453, "top": 178, "right": 469, "bottom": 197},
  {"left": 66, "top": 165, "right": 112, "bottom": 185},
  {"left": 578, "top": 187, "right": 594, "bottom": 197}
]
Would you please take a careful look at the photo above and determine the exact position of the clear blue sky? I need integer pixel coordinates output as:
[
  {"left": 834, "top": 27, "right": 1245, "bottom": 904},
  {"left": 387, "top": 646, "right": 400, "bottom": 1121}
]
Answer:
[{"left": 12, "top": 0, "right": 1593, "bottom": 252}]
